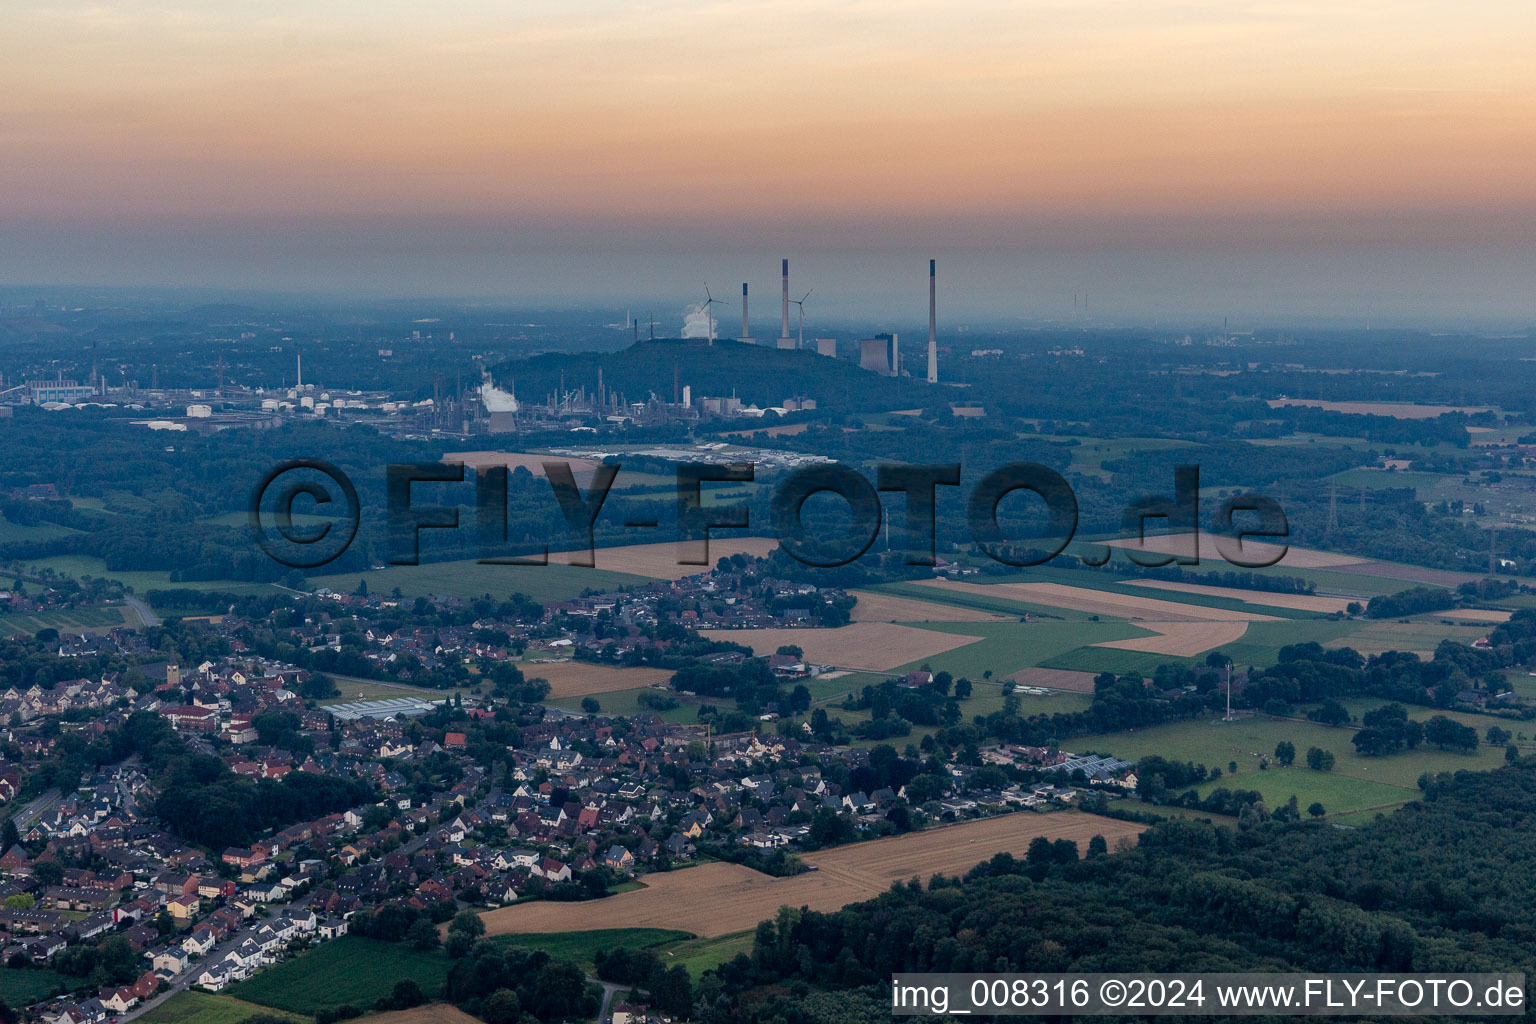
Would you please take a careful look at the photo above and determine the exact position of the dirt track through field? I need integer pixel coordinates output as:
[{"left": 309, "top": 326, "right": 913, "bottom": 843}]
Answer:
[
  {"left": 698, "top": 622, "right": 984, "bottom": 671},
  {"left": 917, "top": 579, "right": 1278, "bottom": 623},
  {"left": 850, "top": 590, "right": 1010, "bottom": 623},
  {"left": 1125, "top": 580, "right": 1354, "bottom": 614},
  {"left": 477, "top": 812, "right": 1145, "bottom": 938},
  {"left": 1092, "top": 620, "right": 1250, "bottom": 656},
  {"left": 523, "top": 661, "right": 674, "bottom": 698}
]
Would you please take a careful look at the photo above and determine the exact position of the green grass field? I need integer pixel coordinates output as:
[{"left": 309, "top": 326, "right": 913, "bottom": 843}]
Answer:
[
  {"left": 228, "top": 936, "right": 452, "bottom": 1014},
  {"left": 1074, "top": 712, "right": 1507, "bottom": 817},
  {"left": 26, "top": 556, "right": 277, "bottom": 596},
  {"left": 1326, "top": 618, "right": 1491, "bottom": 656},
  {"left": 310, "top": 559, "right": 649, "bottom": 604},
  {"left": 137, "top": 992, "right": 305, "bottom": 1024},
  {"left": 889, "top": 619, "right": 1148, "bottom": 679},
  {"left": 0, "top": 966, "right": 75, "bottom": 1005},
  {"left": 660, "top": 931, "right": 756, "bottom": 980},
  {"left": 546, "top": 686, "right": 703, "bottom": 723},
  {"left": 0, "top": 516, "right": 77, "bottom": 542},
  {"left": 0, "top": 604, "right": 127, "bottom": 636},
  {"left": 491, "top": 928, "right": 690, "bottom": 971},
  {"left": 318, "top": 675, "right": 439, "bottom": 704}
]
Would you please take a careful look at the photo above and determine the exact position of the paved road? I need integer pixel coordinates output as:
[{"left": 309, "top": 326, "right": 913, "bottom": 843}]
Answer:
[
  {"left": 123, "top": 596, "right": 159, "bottom": 628},
  {"left": 594, "top": 980, "right": 626, "bottom": 1024},
  {"left": 13, "top": 788, "right": 61, "bottom": 829},
  {"left": 119, "top": 890, "right": 318, "bottom": 1022}
]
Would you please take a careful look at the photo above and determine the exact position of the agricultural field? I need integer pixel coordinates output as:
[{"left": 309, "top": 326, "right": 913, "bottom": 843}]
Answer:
[
  {"left": 477, "top": 811, "right": 1144, "bottom": 939},
  {"left": 0, "top": 604, "right": 127, "bottom": 636},
  {"left": 0, "top": 516, "right": 77, "bottom": 542},
  {"left": 25, "top": 556, "right": 277, "bottom": 596},
  {"left": 490, "top": 928, "right": 688, "bottom": 971},
  {"left": 1003, "top": 667, "right": 1100, "bottom": 692},
  {"left": 359, "top": 1007, "right": 484, "bottom": 1024},
  {"left": 319, "top": 675, "right": 435, "bottom": 704},
  {"left": 545, "top": 685, "right": 702, "bottom": 722},
  {"left": 1091, "top": 620, "right": 1253, "bottom": 657},
  {"left": 1324, "top": 618, "right": 1491, "bottom": 658},
  {"left": 1266, "top": 399, "right": 1496, "bottom": 419},
  {"left": 887, "top": 620, "right": 1146, "bottom": 680},
  {"left": 915, "top": 578, "right": 1280, "bottom": 622},
  {"left": 136, "top": 992, "right": 305, "bottom": 1024},
  {"left": 849, "top": 588, "right": 1009, "bottom": 623},
  {"left": 0, "top": 966, "right": 74, "bottom": 1006},
  {"left": 229, "top": 936, "right": 452, "bottom": 1014},
  {"left": 545, "top": 537, "right": 779, "bottom": 579},
  {"left": 661, "top": 931, "right": 757, "bottom": 980},
  {"left": 700, "top": 622, "right": 986, "bottom": 672},
  {"left": 309, "top": 558, "right": 647, "bottom": 605},
  {"left": 1124, "top": 580, "right": 1355, "bottom": 614},
  {"left": 1073, "top": 712, "right": 1509, "bottom": 817},
  {"left": 522, "top": 660, "right": 673, "bottom": 698}
]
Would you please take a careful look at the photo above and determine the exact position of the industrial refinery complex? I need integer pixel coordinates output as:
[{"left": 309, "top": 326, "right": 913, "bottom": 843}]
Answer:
[{"left": 1, "top": 257, "right": 946, "bottom": 440}]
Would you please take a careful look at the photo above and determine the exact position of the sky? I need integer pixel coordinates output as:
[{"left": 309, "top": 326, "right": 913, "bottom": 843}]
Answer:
[{"left": 2, "top": 0, "right": 1535, "bottom": 324}]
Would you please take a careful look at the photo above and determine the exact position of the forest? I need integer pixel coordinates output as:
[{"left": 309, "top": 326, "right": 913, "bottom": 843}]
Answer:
[{"left": 692, "top": 762, "right": 1536, "bottom": 1024}]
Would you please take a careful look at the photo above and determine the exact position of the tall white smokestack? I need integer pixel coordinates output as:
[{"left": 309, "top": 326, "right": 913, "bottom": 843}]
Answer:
[
  {"left": 738, "top": 283, "right": 752, "bottom": 343},
  {"left": 780, "top": 258, "right": 791, "bottom": 343},
  {"left": 927, "top": 259, "right": 938, "bottom": 384}
]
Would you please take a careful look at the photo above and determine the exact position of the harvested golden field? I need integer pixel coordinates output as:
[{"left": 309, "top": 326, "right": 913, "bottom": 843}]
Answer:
[
  {"left": 478, "top": 812, "right": 1144, "bottom": 938},
  {"left": 1100, "top": 532, "right": 1363, "bottom": 569},
  {"left": 524, "top": 661, "right": 673, "bottom": 698},
  {"left": 699, "top": 622, "right": 984, "bottom": 671},
  {"left": 917, "top": 578, "right": 1277, "bottom": 623},
  {"left": 548, "top": 538, "right": 780, "bottom": 579},
  {"left": 1125, "top": 580, "right": 1354, "bottom": 614},
  {"left": 1093, "top": 619, "right": 1250, "bottom": 656},
  {"left": 1004, "top": 667, "right": 1100, "bottom": 692},
  {"left": 1435, "top": 609, "right": 1513, "bottom": 623},
  {"left": 849, "top": 589, "right": 1009, "bottom": 623},
  {"left": 1267, "top": 398, "right": 1494, "bottom": 419}
]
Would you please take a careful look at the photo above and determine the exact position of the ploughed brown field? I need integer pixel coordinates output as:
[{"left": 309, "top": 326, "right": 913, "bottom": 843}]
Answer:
[
  {"left": 1004, "top": 667, "right": 1100, "bottom": 692},
  {"left": 477, "top": 812, "right": 1145, "bottom": 938},
  {"left": 524, "top": 661, "right": 674, "bottom": 698}
]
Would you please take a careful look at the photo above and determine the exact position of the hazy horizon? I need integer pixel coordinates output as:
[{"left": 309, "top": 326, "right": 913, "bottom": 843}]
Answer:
[{"left": 4, "top": 1, "right": 1535, "bottom": 324}]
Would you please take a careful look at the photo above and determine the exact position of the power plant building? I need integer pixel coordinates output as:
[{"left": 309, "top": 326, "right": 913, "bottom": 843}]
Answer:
[{"left": 859, "top": 333, "right": 900, "bottom": 376}]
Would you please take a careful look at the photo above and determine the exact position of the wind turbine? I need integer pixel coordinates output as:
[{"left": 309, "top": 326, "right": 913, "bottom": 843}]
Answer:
[
  {"left": 702, "top": 284, "right": 726, "bottom": 344},
  {"left": 788, "top": 290, "right": 813, "bottom": 348}
]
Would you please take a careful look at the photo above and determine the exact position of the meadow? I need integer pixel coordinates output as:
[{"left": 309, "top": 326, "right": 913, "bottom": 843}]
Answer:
[
  {"left": 137, "top": 992, "right": 305, "bottom": 1024},
  {"left": 228, "top": 936, "right": 453, "bottom": 1014},
  {"left": 0, "top": 967, "right": 74, "bottom": 1006},
  {"left": 1073, "top": 711, "right": 1507, "bottom": 817},
  {"left": 0, "top": 604, "right": 126, "bottom": 636},
  {"left": 309, "top": 559, "right": 648, "bottom": 604}
]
